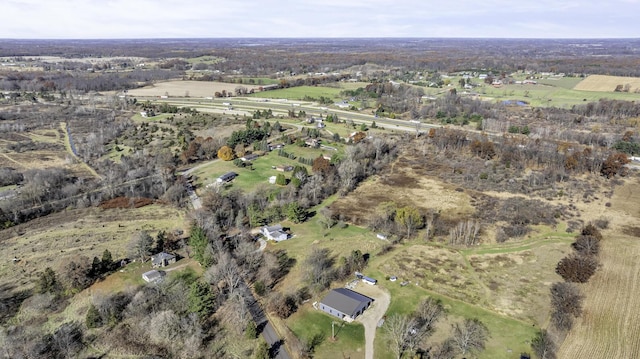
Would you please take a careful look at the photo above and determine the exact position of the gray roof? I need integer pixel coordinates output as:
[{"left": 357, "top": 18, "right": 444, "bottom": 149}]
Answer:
[
  {"left": 264, "top": 224, "right": 283, "bottom": 232},
  {"left": 143, "top": 270, "right": 165, "bottom": 282},
  {"left": 320, "top": 288, "right": 373, "bottom": 317},
  {"left": 219, "top": 172, "right": 238, "bottom": 181},
  {"left": 151, "top": 252, "right": 175, "bottom": 265}
]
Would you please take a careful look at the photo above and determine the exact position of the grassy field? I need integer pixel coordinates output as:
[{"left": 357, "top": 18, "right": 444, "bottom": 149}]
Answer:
[
  {"left": 247, "top": 86, "right": 344, "bottom": 101},
  {"left": 0, "top": 204, "right": 187, "bottom": 294},
  {"left": 190, "top": 145, "right": 340, "bottom": 191},
  {"left": 287, "top": 307, "right": 366, "bottom": 358}
]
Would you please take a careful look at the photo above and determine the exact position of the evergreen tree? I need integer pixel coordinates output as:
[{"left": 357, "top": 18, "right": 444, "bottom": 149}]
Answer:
[
  {"left": 101, "top": 249, "right": 113, "bottom": 272},
  {"left": 36, "top": 267, "right": 61, "bottom": 295},
  {"left": 189, "top": 226, "right": 212, "bottom": 267},
  {"left": 85, "top": 304, "right": 103, "bottom": 328},
  {"left": 287, "top": 202, "right": 308, "bottom": 223},
  {"left": 188, "top": 281, "right": 216, "bottom": 320}
]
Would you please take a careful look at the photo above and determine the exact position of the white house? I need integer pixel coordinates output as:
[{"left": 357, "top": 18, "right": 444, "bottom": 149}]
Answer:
[{"left": 262, "top": 224, "right": 289, "bottom": 241}]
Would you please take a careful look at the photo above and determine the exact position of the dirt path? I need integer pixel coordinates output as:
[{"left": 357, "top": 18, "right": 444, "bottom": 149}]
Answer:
[
  {"left": 355, "top": 284, "right": 391, "bottom": 359},
  {"left": 60, "top": 122, "right": 102, "bottom": 179}
]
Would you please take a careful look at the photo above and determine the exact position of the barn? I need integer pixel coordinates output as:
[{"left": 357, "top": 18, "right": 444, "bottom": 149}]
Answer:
[{"left": 319, "top": 288, "right": 374, "bottom": 322}]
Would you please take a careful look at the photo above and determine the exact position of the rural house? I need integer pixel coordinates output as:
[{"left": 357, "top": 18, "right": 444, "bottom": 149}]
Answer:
[
  {"left": 142, "top": 269, "right": 166, "bottom": 283},
  {"left": 318, "top": 288, "right": 374, "bottom": 322},
  {"left": 241, "top": 153, "right": 260, "bottom": 162},
  {"left": 262, "top": 224, "right": 289, "bottom": 241},
  {"left": 217, "top": 172, "right": 238, "bottom": 183},
  {"left": 151, "top": 252, "right": 176, "bottom": 268}
]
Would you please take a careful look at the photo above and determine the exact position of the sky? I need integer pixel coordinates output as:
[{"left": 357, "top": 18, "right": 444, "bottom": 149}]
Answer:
[{"left": 2, "top": 0, "right": 639, "bottom": 39}]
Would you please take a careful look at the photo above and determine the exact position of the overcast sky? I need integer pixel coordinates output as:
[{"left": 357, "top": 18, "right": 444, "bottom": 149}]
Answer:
[{"left": 2, "top": 0, "right": 639, "bottom": 39}]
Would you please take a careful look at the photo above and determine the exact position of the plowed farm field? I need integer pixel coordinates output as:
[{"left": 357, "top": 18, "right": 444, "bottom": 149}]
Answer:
[
  {"left": 558, "top": 178, "right": 640, "bottom": 358},
  {"left": 126, "top": 80, "right": 260, "bottom": 98}
]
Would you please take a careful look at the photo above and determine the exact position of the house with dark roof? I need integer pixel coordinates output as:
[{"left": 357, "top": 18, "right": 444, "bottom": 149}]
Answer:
[
  {"left": 319, "top": 288, "right": 374, "bottom": 322},
  {"left": 151, "top": 252, "right": 176, "bottom": 268},
  {"left": 241, "top": 153, "right": 260, "bottom": 162},
  {"left": 217, "top": 171, "right": 238, "bottom": 183}
]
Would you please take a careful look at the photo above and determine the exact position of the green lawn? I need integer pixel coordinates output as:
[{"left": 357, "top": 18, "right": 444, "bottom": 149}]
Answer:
[
  {"left": 247, "top": 86, "right": 344, "bottom": 101},
  {"left": 368, "top": 274, "right": 538, "bottom": 359},
  {"left": 287, "top": 307, "right": 365, "bottom": 358},
  {"left": 191, "top": 145, "right": 342, "bottom": 192},
  {"left": 131, "top": 113, "right": 174, "bottom": 123}
]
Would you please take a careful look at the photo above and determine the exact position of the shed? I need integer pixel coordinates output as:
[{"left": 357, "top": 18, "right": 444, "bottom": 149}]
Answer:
[
  {"left": 241, "top": 153, "right": 259, "bottom": 162},
  {"left": 319, "top": 288, "right": 374, "bottom": 322},
  {"left": 142, "top": 270, "right": 166, "bottom": 283},
  {"left": 362, "top": 276, "right": 377, "bottom": 285},
  {"left": 151, "top": 252, "right": 176, "bottom": 268},
  {"left": 217, "top": 172, "right": 238, "bottom": 183}
]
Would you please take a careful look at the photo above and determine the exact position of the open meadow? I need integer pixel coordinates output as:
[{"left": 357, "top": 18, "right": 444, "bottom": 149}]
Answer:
[
  {"left": 0, "top": 121, "right": 96, "bottom": 178},
  {"left": 0, "top": 204, "right": 187, "bottom": 296}
]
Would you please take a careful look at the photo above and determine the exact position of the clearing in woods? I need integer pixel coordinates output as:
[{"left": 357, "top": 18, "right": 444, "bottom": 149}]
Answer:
[
  {"left": 558, "top": 178, "right": 640, "bottom": 358},
  {"left": 573, "top": 74, "right": 640, "bottom": 92}
]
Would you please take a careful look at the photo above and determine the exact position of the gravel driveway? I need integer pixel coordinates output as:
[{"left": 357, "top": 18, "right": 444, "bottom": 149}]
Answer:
[{"left": 355, "top": 284, "right": 391, "bottom": 359}]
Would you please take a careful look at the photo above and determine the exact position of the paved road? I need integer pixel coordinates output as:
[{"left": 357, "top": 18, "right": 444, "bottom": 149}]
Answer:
[{"left": 238, "top": 280, "right": 292, "bottom": 359}]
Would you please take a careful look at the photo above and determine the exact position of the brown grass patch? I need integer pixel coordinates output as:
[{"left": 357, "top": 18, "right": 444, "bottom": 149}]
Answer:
[
  {"left": 0, "top": 205, "right": 186, "bottom": 297},
  {"left": 331, "top": 157, "right": 474, "bottom": 225},
  {"left": 99, "top": 197, "right": 155, "bottom": 209}
]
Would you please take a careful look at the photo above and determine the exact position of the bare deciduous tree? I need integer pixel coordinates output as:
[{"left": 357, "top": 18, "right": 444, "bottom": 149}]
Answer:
[
  {"left": 450, "top": 318, "right": 489, "bottom": 356},
  {"left": 204, "top": 251, "right": 242, "bottom": 296},
  {"left": 383, "top": 314, "right": 414, "bottom": 359},
  {"left": 531, "top": 330, "right": 556, "bottom": 359},
  {"left": 128, "top": 230, "right": 154, "bottom": 263}
]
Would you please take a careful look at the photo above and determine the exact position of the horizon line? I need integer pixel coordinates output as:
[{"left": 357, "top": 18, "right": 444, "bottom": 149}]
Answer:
[{"left": 1, "top": 36, "right": 639, "bottom": 41}]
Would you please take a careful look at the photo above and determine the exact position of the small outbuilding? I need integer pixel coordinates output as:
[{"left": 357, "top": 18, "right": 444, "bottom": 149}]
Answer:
[
  {"left": 362, "top": 276, "right": 377, "bottom": 285},
  {"left": 241, "top": 153, "right": 260, "bottom": 162},
  {"left": 142, "top": 270, "right": 166, "bottom": 283},
  {"left": 217, "top": 172, "right": 238, "bottom": 183},
  {"left": 319, "top": 288, "right": 374, "bottom": 322}
]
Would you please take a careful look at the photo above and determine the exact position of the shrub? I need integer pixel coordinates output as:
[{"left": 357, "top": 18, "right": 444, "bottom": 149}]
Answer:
[
  {"left": 555, "top": 254, "right": 599, "bottom": 283},
  {"left": 217, "top": 145, "right": 234, "bottom": 161}
]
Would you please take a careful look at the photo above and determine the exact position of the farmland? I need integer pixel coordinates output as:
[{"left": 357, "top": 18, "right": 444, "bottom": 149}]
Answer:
[
  {"left": 125, "top": 80, "right": 261, "bottom": 98},
  {"left": 558, "top": 178, "right": 640, "bottom": 358}
]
